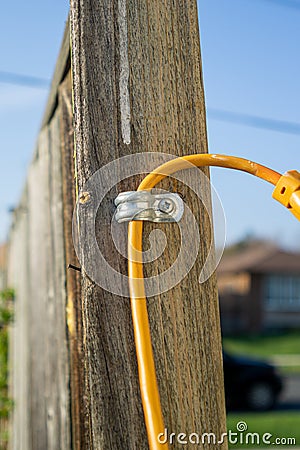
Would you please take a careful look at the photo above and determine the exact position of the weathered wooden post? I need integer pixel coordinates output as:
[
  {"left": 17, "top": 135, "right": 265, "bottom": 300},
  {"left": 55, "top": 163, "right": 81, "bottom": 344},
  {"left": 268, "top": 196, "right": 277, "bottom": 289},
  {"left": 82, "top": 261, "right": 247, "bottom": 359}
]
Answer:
[{"left": 69, "top": 1, "right": 227, "bottom": 449}]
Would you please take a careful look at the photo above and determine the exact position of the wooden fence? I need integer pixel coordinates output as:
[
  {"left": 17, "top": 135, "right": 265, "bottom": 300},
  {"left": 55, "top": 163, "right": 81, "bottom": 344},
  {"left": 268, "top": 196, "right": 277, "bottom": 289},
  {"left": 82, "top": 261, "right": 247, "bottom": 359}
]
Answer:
[
  {"left": 7, "top": 23, "right": 72, "bottom": 449},
  {"left": 7, "top": 2, "right": 227, "bottom": 449}
]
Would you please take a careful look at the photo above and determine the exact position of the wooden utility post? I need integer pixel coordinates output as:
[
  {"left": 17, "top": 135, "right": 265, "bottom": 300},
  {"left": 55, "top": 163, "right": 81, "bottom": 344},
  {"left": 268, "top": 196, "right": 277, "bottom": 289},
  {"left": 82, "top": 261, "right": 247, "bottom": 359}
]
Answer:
[{"left": 70, "top": 1, "right": 227, "bottom": 449}]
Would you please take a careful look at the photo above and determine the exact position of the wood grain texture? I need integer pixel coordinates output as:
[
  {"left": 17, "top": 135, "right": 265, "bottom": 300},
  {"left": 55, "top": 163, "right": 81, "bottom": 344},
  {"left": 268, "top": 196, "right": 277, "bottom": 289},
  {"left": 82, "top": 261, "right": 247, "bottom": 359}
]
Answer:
[
  {"left": 41, "top": 17, "right": 71, "bottom": 128},
  {"left": 59, "top": 71, "right": 88, "bottom": 450},
  {"left": 28, "top": 114, "right": 71, "bottom": 450},
  {"left": 48, "top": 108, "right": 71, "bottom": 450},
  {"left": 70, "top": 1, "right": 227, "bottom": 449},
  {"left": 8, "top": 109, "right": 71, "bottom": 450},
  {"left": 7, "top": 16, "right": 73, "bottom": 450},
  {"left": 26, "top": 132, "right": 49, "bottom": 449}
]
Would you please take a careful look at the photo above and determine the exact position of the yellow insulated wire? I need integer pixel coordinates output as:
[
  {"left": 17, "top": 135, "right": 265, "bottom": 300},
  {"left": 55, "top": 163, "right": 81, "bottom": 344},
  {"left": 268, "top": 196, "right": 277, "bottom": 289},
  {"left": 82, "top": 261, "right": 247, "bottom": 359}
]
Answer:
[{"left": 128, "top": 154, "right": 282, "bottom": 450}]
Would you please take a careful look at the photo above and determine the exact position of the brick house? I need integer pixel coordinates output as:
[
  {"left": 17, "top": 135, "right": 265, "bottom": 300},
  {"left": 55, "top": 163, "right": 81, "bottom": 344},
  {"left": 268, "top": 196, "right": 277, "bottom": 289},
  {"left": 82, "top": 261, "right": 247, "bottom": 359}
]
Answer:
[{"left": 217, "top": 241, "right": 300, "bottom": 334}]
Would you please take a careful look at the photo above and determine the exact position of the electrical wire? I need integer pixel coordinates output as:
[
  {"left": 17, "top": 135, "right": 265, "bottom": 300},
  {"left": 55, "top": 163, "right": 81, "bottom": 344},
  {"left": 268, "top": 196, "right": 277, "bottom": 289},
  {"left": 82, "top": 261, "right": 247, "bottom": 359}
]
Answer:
[
  {"left": 1, "top": 68, "right": 300, "bottom": 136},
  {"left": 0, "top": 70, "right": 50, "bottom": 89},
  {"left": 254, "top": 0, "right": 300, "bottom": 11},
  {"left": 208, "top": 108, "right": 300, "bottom": 136},
  {"left": 2, "top": 68, "right": 300, "bottom": 136},
  {"left": 128, "top": 154, "right": 281, "bottom": 450}
]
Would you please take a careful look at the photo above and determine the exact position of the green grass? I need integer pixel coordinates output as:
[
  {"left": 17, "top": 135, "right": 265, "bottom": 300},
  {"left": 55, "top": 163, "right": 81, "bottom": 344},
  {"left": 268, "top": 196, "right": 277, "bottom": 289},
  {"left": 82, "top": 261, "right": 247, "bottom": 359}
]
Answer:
[
  {"left": 224, "top": 333, "right": 300, "bottom": 447},
  {"left": 227, "top": 411, "right": 300, "bottom": 448},
  {"left": 0, "top": 289, "right": 14, "bottom": 448},
  {"left": 223, "top": 331, "right": 300, "bottom": 357},
  {"left": 223, "top": 331, "right": 300, "bottom": 374}
]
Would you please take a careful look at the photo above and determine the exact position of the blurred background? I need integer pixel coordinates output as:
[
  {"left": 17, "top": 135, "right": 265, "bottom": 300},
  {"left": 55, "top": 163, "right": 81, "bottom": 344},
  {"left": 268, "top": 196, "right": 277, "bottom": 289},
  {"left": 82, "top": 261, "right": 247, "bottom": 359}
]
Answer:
[
  {"left": 0, "top": 0, "right": 299, "bottom": 447},
  {"left": 198, "top": 1, "right": 300, "bottom": 445}
]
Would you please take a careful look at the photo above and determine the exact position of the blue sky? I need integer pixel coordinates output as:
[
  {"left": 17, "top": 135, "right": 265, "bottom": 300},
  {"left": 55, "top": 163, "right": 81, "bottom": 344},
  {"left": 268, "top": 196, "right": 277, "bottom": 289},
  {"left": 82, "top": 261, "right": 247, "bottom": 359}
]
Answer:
[
  {"left": 0, "top": 0, "right": 299, "bottom": 249},
  {"left": 0, "top": 0, "right": 69, "bottom": 243},
  {"left": 198, "top": 0, "right": 300, "bottom": 249}
]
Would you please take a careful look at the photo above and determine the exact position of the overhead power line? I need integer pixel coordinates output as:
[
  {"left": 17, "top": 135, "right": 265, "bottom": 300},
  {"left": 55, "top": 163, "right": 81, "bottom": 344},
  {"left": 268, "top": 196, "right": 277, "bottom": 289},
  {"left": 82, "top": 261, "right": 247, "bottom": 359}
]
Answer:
[
  {"left": 255, "top": 0, "right": 300, "bottom": 10},
  {"left": 207, "top": 108, "right": 300, "bottom": 135},
  {"left": 0, "top": 71, "right": 50, "bottom": 89},
  {"left": 1, "top": 71, "right": 300, "bottom": 136}
]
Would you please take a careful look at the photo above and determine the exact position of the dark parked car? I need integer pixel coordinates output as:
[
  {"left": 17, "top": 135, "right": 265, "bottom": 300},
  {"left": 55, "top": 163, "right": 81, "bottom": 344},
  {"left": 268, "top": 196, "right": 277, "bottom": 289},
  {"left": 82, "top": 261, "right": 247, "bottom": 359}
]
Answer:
[{"left": 223, "top": 350, "right": 283, "bottom": 411}]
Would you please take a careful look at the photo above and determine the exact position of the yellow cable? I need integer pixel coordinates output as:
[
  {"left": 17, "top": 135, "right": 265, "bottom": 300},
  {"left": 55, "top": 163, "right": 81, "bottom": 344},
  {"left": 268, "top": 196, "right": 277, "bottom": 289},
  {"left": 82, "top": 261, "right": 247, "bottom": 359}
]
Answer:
[{"left": 128, "top": 154, "right": 282, "bottom": 450}]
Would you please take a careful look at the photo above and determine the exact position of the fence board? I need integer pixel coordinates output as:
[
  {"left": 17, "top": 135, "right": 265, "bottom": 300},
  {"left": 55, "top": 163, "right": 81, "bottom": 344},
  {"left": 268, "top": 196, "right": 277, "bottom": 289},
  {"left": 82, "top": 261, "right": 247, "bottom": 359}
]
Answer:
[
  {"left": 8, "top": 103, "right": 71, "bottom": 450},
  {"left": 49, "top": 102, "right": 71, "bottom": 450},
  {"left": 27, "top": 143, "right": 48, "bottom": 449},
  {"left": 8, "top": 187, "right": 30, "bottom": 450},
  {"left": 59, "top": 72, "right": 87, "bottom": 450},
  {"left": 70, "top": 0, "right": 227, "bottom": 448}
]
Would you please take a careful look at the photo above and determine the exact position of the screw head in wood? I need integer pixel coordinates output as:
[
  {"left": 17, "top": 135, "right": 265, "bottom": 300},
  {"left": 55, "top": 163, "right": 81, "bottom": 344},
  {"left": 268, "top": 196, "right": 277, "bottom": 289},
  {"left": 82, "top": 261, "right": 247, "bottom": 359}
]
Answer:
[{"left": 79, "top": 191, "right": 91, "bottom": 204}]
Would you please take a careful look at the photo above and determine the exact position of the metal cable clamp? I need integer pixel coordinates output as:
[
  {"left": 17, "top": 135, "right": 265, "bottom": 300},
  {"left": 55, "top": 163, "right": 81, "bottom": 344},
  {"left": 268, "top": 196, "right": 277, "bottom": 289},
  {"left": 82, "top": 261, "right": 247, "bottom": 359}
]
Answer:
[{"left": 114, "top": 190, "right": 184, "bottom": 223}]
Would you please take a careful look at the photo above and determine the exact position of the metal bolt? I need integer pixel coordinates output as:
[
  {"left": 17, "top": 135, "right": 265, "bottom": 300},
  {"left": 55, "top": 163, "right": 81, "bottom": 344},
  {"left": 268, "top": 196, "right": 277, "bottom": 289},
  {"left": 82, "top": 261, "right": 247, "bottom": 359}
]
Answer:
[{"left": 158, "top": 198, "right": 175, "bottom": 214}]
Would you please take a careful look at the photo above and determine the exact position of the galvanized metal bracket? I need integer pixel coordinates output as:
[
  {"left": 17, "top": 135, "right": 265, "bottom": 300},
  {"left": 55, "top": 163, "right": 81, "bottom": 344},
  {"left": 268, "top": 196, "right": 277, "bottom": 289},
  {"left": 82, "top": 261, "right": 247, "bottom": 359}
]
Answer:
[{"left": 114, "top": 190, "right": 184, "bottom": 223}]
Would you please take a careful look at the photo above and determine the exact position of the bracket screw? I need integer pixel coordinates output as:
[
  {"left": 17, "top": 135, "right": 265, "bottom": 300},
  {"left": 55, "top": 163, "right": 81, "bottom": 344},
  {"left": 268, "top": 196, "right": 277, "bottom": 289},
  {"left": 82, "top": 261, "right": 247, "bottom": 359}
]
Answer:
[{"left": 158, "top": 198, "right": 175, "bottom": 214}]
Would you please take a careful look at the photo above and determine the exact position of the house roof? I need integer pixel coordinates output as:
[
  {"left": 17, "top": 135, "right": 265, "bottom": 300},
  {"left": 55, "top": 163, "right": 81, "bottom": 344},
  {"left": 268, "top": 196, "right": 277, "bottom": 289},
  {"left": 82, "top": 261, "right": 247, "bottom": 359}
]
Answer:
[{"left": 217, "top": 241, "right": 300, "bottom": 275}]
